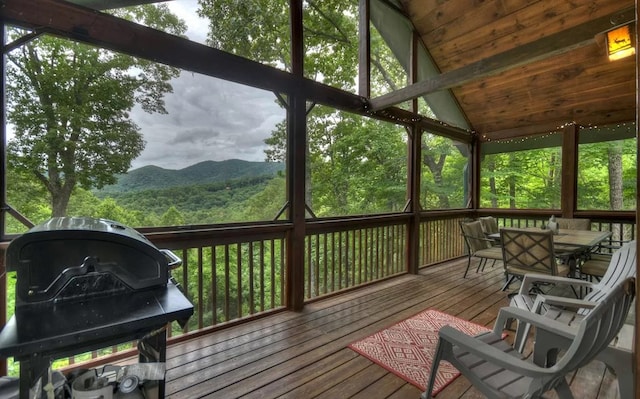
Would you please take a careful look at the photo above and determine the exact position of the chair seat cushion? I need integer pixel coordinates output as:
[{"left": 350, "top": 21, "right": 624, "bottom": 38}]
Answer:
[
  {"left": 581, "top": 259, "right": 609, "bottom": 277},
  {"left": 474, "top": 247, "right": 503, "bottom": 260}
]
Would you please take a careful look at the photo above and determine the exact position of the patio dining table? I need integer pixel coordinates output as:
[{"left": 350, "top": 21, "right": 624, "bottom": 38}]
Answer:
[{"left": 488, "top": 228, "right": 611, "bottom": 276}]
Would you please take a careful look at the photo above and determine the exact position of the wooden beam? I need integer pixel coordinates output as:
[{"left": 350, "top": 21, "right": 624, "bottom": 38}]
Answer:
[
  {"left": 369, "top": 7, "right": 636, "bottom": 111},
  {"left": 0, "top": 0, "right": 474, "bottom": 140},
  {"left": 370, "top": 107, "right": 472, "bottom": 143},
  {"left": 358, "top": 0, "right": 370, "bottom": 98},
  {"left": 0, "top": 0, "right": 366, "bottom": 113},
  {"left": 66, "top": 0, "right": 165, "bottom": 10}
]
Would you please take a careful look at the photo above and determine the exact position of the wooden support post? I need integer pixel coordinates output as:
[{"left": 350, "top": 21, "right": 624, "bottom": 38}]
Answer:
[
  {"left": 561, "top": 123, "right": 579, "bottom": 218},
  {"left": 405, "top": 30, "right": 421, "bottom": 274},
  {"left": 471, "top": 136, "right": 481, "bottom": 211},
  {"left": 407, "top": 124, "right": 421, "bottom": 274},
  {"left": 358, "top": 0, "right": 370, "bottom": 98},
  {"left": 286, "top": 0, "right": 306, "bottom": 312}
]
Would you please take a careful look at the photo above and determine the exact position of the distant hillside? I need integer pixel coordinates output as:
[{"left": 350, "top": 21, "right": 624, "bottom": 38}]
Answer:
[{"left": 96, "top": 159, "right": 285, "bottom": 195}]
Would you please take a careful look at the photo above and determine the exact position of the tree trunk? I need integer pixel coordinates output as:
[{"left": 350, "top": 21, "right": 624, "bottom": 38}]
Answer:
[
  {"left": 608, "top": 142, "right": 623, "bottom": 210},
  {"left": 608, "top": 142, "right": 624, "bottom": 242},
  {"left": 508, "top": 154, "right": 516, "bottom": 208},
  {"left": 50, "top": 186, "right": 73, "bottom": 217},
  {"left": 422, "top": 153, "right": 450, "bottom": 208},
  {"left": 488, "top": 158, "right": 498, "bottom": 208}
]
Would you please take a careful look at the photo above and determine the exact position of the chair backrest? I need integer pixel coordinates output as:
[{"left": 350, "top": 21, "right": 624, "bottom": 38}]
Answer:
[
  {"left": 478, "top": 216, "right": 499, "bottom": 235},
  {"left": 552, "top": 277, "right": 635, "bottom": 374},
  {"left": 556, "top": 217, "right": 591, "bottom": 230},
  {"left": 460, "top": 221, "right": 491, "bottom": 252},
  {"left": 500, "top": 228, "right": 556, "bottom": 274},
  {"left": 580, "top": 240, "right": 637, "bottom": 314}
]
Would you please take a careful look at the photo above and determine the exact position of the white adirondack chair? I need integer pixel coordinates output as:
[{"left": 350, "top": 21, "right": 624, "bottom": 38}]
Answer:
[
  {"left": 422, "top": 277, "right": 635, "bottom": 399},
  {"left": 509, "top": 240, "right": 636, "bottom": 398}
]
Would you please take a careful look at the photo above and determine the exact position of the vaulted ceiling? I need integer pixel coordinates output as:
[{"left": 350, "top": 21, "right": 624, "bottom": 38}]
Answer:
[
  {"left": 391, "top": 0, "right": 636, "bottom": 139},
  {"left": 7, "top": 0, "right": 638, "bottom": 143}
]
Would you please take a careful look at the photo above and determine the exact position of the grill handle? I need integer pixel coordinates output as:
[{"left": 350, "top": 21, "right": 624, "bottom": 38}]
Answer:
[{"left": 160, "top": 249, "right": 182, "bottom": 270}]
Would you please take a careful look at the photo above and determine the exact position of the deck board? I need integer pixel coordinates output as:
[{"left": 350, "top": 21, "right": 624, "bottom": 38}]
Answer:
[{"left": 160, "top": 257, "right": 621, "bottom": 399}]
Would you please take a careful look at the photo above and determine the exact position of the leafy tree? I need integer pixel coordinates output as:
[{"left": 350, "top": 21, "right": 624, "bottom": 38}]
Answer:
[
  {"left": 5, "top": 5, "right": 186, "bottom": 217},
  {"left": 161, "top": 206, "right": 185, "bottom": 226}
]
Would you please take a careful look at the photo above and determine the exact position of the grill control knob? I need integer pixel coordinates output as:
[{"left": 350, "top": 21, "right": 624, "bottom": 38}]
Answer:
[{"left": 119, "top": 375, "right": 140, "bottom": 393}]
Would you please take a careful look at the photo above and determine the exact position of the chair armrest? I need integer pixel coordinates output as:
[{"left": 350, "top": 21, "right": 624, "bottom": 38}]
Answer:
[
  {"left": 438, "top": 326, "right": 554, "bottom": 377},
  {"left": 533, "top": 294, "right": 598, "bottom": 310},
  {"left": 518, "top": 273, "right": 594, "bottom": 295},
  {"left": 494, "top": 306, "right": 577, "bottom": 338}
]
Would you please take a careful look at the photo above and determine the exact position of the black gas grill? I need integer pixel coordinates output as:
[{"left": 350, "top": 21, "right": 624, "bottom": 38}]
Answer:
[
  {"left": 0, "top": 217, "right": 194, "bottom": 398},
  {"left": 7, "top": 217, "right": 180, "bottom": 308}
]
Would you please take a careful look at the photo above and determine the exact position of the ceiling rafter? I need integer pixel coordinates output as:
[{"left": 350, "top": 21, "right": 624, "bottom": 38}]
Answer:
[
  {"left": 0, "top": 0, "right": 472, "bottom": 142},
  {"left": 0, "top": 0, "right": 365, "bottom": 112},
  {"left": 66, "top": 0, "right": 165, "bottom": 10},
  {"left": 369, "top": 7, "right": 636, "bottom": 112}
]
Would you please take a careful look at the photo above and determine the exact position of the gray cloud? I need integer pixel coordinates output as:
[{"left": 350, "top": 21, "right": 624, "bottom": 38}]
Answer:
[
  {"left": 129, "top": 1, "right": 285, "bottom": 171},
  {"left": 130, "top": 72, "right": 285, "bottom": 170}
]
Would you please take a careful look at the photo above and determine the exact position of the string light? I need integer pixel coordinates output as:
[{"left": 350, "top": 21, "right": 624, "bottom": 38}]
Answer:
[{"left": 480, "top": 121, "right": 636, "bottom": 144}]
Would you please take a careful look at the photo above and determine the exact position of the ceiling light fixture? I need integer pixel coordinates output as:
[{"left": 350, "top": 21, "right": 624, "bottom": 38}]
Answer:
[{"left": 606, "top": 24, "right": 635, "bottom": 61}]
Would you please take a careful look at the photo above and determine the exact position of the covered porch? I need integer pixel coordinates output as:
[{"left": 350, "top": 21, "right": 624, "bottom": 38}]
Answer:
[
  {"left": 126, "top": 257, "right": 620, "bottom": 398},
  {"left": 0, "top": 0, "right": 637, "bottom": 398}
]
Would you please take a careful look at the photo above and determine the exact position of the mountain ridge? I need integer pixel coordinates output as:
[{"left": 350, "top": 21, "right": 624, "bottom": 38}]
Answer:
[{"left": 96, "top": 159, "right": 285, "bottom": 195}]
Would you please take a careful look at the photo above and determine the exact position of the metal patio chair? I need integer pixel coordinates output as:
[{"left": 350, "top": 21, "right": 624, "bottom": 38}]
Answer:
[
  {"left": 422, "top": 277, "right": 635, "bottom": 399},
  {"left": 460, "top": 220, "right": 502, "bottom": 278},
  {"left": 499, "top": 228, "right": 570, "bottom": 291},
  {"left": 556, "top": 218, "right": 591, "bottom": 230}
]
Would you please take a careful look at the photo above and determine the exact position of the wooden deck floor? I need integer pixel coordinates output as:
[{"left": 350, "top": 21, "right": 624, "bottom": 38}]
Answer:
[{"left": 161, "top": 258, "right": 622, "bottom": 399}]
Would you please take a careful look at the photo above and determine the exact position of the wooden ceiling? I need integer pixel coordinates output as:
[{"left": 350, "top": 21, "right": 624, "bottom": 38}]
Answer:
[{"left": 395, "top": 0, "right": 636, "bottom": 139}]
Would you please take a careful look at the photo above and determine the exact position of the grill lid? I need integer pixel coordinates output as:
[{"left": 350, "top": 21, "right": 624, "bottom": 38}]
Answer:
[{"left": 7, "top": 217, "right": 171, "bottom": 307}]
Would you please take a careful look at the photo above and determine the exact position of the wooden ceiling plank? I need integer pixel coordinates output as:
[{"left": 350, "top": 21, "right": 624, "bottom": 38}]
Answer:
[
  {"left": 476, "top": 97, "right": 636, "bottom": 136},
  {"left": 404, "top": 0, "right": 531, "bottom": 45},
  {"left": 369, "top": 6, "right": 635, "bottom": 112},
  {"left": 418, "top": 0, "right": 538, "bottom": 55},
  {"left": 430, "top": 1, "right": 634, "bottom": 71},
  {"left": 469, "top": 91, "right": 635, "bottom": 126},
  {"left": 458, "top": 65, "right": 635, "bottom": 108},
  {"left": 458, "top": 45, "right": 609, "bottom": 96}
]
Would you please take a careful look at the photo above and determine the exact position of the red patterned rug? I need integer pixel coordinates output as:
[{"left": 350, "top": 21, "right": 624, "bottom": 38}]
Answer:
[{"left": 348, "top": 309, "right": 495, "bottom": 396}]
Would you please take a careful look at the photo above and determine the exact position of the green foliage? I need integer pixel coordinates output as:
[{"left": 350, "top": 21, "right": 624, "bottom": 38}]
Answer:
[
  {"left": 480, "top": 147, "right": 562, "bottom": 209},
  {"left": 5, "top": 5, "right": 186, "bottom": 217},
  {"left": 307, "top": 108, "right": 408, "bottom": 216},
  {"left": 577, "top": 138, "right": 637, "bottom": 210},
  {"left": 421, "top": 134, "right": 468, "bottom": 209},
  {"left": 480, "top": 137, "right": 637, "bottom": 211},
  {"left": 104, "top": 174, "right": 283, "bottom": 224}
]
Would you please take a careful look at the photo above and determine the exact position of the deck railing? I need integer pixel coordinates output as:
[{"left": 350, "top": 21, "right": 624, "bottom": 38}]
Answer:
[{"left": 1, "top": 210, "right": 634, "bottom": 373}]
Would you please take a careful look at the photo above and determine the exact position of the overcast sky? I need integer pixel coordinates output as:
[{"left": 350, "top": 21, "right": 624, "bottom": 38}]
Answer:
[{"left": 129, "top": 1, "right": 285, "bottom": 170}]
